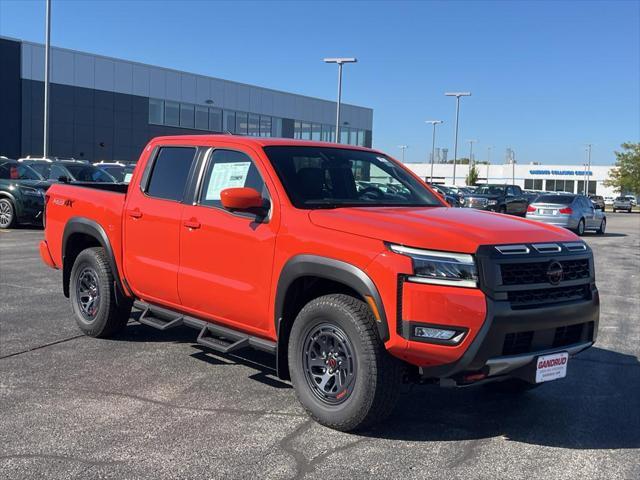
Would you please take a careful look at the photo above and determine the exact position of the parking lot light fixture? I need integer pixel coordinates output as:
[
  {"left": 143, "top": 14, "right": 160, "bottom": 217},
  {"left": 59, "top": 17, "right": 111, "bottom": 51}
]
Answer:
[
  {"left": 324, "top": 58, "right": 357, "bottom": 143},
  {"left": 398, "top": 145, "right": 408, "bottom": 163},
  {"left": 426, "top": 120, "right": 443, "bottom": 183},
  {"left": 445, "top": 92, "right": 472, "bottom": 185}
]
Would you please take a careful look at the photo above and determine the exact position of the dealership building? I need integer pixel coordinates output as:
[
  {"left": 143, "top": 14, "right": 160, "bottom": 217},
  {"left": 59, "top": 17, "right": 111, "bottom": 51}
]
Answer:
[
  {"left": 0, "top": 36, "right": 373, "bottom": 162},
  {"left": 406, "top": 162, "right": 617, "bottom": 197}
]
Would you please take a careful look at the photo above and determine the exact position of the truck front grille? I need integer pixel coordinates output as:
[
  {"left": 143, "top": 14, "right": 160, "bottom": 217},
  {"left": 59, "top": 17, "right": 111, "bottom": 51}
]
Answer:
[
  {"left": 507, "top": 284, "right": 591, "bottom": 308},
  {"left": 501, "top": 258, "right": 590, "bottom": 285}
]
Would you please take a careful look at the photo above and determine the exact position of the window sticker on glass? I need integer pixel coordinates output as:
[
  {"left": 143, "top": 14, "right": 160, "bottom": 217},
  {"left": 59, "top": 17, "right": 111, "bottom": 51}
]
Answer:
[
  {"left": 205, "top": 162, "right": 251, "bottom": 200},
  {"left": 124, "top": 173, "right": 133, "bottom": 184}
]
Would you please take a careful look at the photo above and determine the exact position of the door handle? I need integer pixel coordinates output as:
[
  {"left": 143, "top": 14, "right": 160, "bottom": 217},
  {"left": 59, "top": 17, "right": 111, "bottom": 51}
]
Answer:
[
  {"left": 127, "top": 208, "right": 142, "bottom": 219},
  {"left": 184, "top": 218, "right": 201, "bottom": 229}
]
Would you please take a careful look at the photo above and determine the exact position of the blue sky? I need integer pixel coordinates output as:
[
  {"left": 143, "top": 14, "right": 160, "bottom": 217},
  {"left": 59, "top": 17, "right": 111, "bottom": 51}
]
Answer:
[{"left": 1, "top": 0, "right": 638, "bottom": 165}]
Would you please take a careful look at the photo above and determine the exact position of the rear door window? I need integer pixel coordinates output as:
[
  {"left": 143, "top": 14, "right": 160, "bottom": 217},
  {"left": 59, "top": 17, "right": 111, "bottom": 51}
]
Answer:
[{"left": 145, "top": 147, "right": 197, "bottom": 201}]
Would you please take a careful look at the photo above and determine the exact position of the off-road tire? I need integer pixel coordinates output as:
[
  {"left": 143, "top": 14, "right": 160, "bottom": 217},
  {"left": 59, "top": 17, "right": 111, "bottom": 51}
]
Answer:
[
  {"left": 69, "top": 247, "right": 132, "bottom": 338},
  {"left": 288, "top": 294, "right": 403, "bottom": 431}
]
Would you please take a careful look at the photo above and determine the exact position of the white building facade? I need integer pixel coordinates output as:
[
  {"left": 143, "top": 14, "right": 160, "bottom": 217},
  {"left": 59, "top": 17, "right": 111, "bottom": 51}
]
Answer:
[{"left": 405, "top": 162, "right": 617, "bottom": 197}]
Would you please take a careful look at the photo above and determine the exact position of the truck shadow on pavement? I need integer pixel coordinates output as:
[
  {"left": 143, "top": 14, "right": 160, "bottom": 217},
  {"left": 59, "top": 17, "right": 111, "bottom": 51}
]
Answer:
[
  {"left": 115, "top": 322, "right": 639, "bottom": 449},
  {"left": 364, "top": 346, "right": 640, "bottom": 450}
]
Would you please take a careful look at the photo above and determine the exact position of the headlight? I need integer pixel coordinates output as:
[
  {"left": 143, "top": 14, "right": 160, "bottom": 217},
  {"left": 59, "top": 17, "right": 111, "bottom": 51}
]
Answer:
[
  {"left": 388, "top": 244, "right": 478, "bottom": 288},
  {"left": 487, "top": 199, "right": 498, "bottom": 205},
  {"left": 19, "top": 187, "right": 44, "bottom": 197}
]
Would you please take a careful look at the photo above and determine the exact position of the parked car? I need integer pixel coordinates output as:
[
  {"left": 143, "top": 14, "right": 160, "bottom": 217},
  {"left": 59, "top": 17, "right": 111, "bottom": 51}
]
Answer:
[
  {"left": 23, "top": 160, "right": 117, "bottom": 183},
  {"left": 0, "top": 158, "right": 51, "bottom": 229},
  {"left": 624, "top": 195, "right": 637, "bottom": 207},
  {"left": 526, "top": 194, "right": 606, "bottom": 235},
  {"left": 40, "top": 136, "right": 599, "bottom": 431},
  {"left": 94, "top": 161, "right": 136, "bottom": 184},
  {"left": 429, "top": 184, "right": 461, "bottom": 207},
  {"left": 461, "top": 184, "right": 529, "bottom": 215},
  {"left": 589, "top": 195, "right": 605, "bottom": 210},
  {"left": 604, "top": 196, "right": 614, "bottom": 207},
  {"left": 613, "top": 196, "right": 633, "bottom": 213}
]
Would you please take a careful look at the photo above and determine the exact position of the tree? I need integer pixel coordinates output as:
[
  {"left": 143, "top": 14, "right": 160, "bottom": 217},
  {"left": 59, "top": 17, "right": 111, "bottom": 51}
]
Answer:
[
  {"left": 466, "top": 165, "right": 479, "bottom": 186},
  {"left": 604, "top": 143, "right": 640, "bottom": 194}
]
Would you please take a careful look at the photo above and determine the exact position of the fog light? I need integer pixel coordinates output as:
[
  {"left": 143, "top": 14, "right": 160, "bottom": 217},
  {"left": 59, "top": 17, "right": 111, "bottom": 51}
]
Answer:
[{"left": 414, "top": 326, "right": 465, "bottom": 344}]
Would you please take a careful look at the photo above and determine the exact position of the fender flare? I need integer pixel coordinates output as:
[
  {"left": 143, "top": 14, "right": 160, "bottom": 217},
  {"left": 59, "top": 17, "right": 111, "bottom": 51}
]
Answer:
[
  {"left": 62, "top": 217, "right": 127, "bottom": 303},
  {"left": 274, "top": 254, "right": 389, "bottom": 342}
]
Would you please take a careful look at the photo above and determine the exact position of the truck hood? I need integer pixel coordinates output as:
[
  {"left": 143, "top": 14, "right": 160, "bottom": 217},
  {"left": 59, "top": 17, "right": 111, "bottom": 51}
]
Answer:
[
  {"left": 309, "top": 206, "right": 577, "bottom": 253},
  {"left": 463, "top": 194, "right": 501, "bottom": 200}
]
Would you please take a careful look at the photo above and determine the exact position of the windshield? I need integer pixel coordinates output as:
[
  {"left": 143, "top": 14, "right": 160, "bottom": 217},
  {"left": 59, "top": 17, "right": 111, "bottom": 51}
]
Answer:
[
  {"left": 475, "top": 186, "right": 505, "bottom": 196},
  {"left": 263, "top": 146, "right": 442, "bottom": 208},
  {"left": 0, "top": 161, "right": 43, "bottom": 180},
  {"left": 533, "top": 195, "right": 575, "bottom": 204},
  {"left": 65, "top": 164, "right": 116, "bottom": 183},
  {"left": 615, "top": 197, "right": 627, "bottom": 201}
]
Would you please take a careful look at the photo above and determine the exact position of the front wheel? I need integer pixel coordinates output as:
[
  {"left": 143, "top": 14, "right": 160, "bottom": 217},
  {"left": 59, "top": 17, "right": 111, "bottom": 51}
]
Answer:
[
  {"left": 0, "top": 198, "right": 15, "bottom": 229},
  {"left": 69, "top": 247, "right": 132, "bottom": 338},
  {"left": 288, "top": 294, "right": 403, "bottom": 431}
]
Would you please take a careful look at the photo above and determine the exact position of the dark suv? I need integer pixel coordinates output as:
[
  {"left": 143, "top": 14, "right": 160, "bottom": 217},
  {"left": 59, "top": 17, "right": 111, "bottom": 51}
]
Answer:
[
  {"left": 0, "top": 159, "right": 51, "bottom": 229},
  {"left": 461, "top": 184, "right": 528, "bottom": 216}
]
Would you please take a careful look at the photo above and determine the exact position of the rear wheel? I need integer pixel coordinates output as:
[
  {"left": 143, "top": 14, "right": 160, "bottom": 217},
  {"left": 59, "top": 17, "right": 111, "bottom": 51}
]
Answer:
[
  {"left": 288, "top": 294, "right": 403, "bottom": 431},
  {"left": 597, "top": 218, "right": 606, "bottom": 234},
  {"left": 575, "top": 218, "right": 585, "bottom": 236},
  {"left": 0, "top": 198, "right": 15, "bottom": 229},
  {"left": 69, "top": 247, "right": 132, "bottom": 338}
]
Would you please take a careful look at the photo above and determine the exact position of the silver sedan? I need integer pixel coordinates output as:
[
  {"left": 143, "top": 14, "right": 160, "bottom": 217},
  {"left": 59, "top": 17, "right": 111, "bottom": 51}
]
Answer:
[{"left": 526, "top": 194, "right": 606, "bottom": 236}]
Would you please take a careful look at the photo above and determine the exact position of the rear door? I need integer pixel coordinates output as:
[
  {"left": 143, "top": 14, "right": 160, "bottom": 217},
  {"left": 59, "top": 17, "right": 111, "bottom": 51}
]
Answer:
[
  {"left": 178, "top": 147, "right": 279, "bottom": 334},
  {"left": 123, "top": 146, "right": 198, "bottom": 305}
]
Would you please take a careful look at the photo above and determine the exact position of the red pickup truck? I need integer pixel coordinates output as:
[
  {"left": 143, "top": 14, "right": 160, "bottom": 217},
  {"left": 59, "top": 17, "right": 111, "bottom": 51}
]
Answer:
[{"left": 40, "top": 136, "right": 599, "bottom": 431}]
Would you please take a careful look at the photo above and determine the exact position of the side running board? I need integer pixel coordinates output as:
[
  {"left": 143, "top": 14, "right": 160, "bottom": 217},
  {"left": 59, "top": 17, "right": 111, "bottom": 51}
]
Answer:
[{"left": 132, "top": 300, "right": 276, "bottom": 355}]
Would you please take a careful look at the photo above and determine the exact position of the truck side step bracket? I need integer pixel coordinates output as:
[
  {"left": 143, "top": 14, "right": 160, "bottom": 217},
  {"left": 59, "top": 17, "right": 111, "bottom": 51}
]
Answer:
[
  {"left": 197, "top": 326, "right": 250, "bottom": 354},
  {"left": 132, "top": 300, "right": 276, "bottom": 355},
  {"left": 137, "top": 306, "right": 184, "bottom": 331}
]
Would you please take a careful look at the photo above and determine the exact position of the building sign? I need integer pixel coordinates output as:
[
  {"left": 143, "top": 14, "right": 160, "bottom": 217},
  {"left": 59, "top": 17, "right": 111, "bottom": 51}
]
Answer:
[{"left": 529, "top": 169, "right": 593, "bottom": 176}]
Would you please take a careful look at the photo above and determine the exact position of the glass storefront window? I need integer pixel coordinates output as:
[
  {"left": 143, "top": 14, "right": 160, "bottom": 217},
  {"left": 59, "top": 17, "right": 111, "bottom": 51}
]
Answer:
[
  {"left": 301, "top": 122, "right": 312, "bottom": 140},
  {"left": 260, "top": 116, "right": 272, "bottom": 137},
  {"left": 310, "top": 123, "right": 320, "bottom": 141},
  {"left": 149, "top": 98, "right": 164, "bottom": 125},
  {"left": 209, "top": 107, "right": 222, "bottom": 132},
  {"left": 236, "top": 112, "right": 248, "bottom": 134},
  {"left": 195, "top": 106, "right": 208, "bottom": 130},
  {"left": 248, "top": 114, "right": 260, "bottom": 136},
  {"left": 272, "top": 117, "right": 282, "bottom": 138},
  {"left": 340, "top": 127, "right": 349, "bottom": 144},
  {"left": 180, "top": 103, "right": 195, "bottom": 128},
  {"left": 223, "top": 110, "right": 236, "bottom": 133},
  {"left": 165, "top": 101, "right": 180, "bottom": 127}
]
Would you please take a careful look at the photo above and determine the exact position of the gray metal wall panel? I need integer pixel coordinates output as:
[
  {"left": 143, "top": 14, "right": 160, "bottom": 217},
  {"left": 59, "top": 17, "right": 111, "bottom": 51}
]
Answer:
[
  {"left": 180, "top": 73, "right": 197, "bottom": 103},
  {"left": 131, "top": 64, "right": 149, "bottom": 97},
  {"left": 74, "top": 53, "right": 95, "bottom": 89},
  {"left": 114, "top": 61, "right": 133, "bottom": 94},
  {"left": 95, "top": 57, "right": 115, "bottom": 91}
]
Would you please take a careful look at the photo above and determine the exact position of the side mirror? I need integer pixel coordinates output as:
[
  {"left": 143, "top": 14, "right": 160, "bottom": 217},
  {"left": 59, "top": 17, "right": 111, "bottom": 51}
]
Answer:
[{"left": 220, "top": 187, "right": 267, "bottom": 216}]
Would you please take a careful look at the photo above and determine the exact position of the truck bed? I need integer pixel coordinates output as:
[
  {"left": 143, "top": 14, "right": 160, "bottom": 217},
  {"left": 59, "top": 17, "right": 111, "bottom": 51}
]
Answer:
[{"left": 44, "top": 182, "right": 128, "bottom": 278}]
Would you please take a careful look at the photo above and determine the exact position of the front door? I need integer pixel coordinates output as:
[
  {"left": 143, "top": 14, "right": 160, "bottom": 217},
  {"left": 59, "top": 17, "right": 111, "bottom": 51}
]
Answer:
[
  {"left": 178, "top": 147, "right": 279, "bottom": 335},
  {"left": 123, "top": 146, "right": 198, "bottom": 305}
]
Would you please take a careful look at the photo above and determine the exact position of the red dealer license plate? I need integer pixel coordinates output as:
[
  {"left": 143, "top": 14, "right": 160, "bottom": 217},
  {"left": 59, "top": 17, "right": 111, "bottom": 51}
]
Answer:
[{"left": 535, "top": 352, "right": 569, "bottom": 383}]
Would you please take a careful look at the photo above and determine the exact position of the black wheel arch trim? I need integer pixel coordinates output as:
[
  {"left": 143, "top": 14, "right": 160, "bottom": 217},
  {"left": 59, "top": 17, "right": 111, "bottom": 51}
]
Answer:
[
  {"left": 62, "top": 217, "right": 128, "bottom": 304},
  {"left": 274, "top": 254, "right": 390, "bottom": 381},
  {"left": 275, "top": 254, "right": 389, "bottom": 342}
]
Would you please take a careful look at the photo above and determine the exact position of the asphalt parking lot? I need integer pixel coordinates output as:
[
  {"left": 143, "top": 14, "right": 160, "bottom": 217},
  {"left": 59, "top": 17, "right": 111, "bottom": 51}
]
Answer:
[{"left": 1, "top": 213, "right": 639, "bottom": 480}]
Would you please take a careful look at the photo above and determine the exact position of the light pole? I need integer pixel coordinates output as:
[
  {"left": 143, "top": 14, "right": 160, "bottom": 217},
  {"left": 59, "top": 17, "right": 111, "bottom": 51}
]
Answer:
[
  {"left": 445, "top": 92, "right": 471, "bottom": 185},
  {"left": 467, "top": 138, "right": 477, "bottom": 169},
  {"left": 324, "top": 57, "right": 357, "bottom": 143},
  {"left": 511, "top": 149, "right": 516, "bottom": 185},
  {"left": 43, "top": 0, "right": 52, "bottom": 158},
  {"left": 398, "top": 145, "right": 408, "bottom": 163},
  {"left": 584, "top": 144, "right": 592, "bottom": 195},
  {"left": 486, "top": 145, "right": 493, "bottom": 184},
  {"left": 425, "top": 120, "right": 443, "bottom": 183}
]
